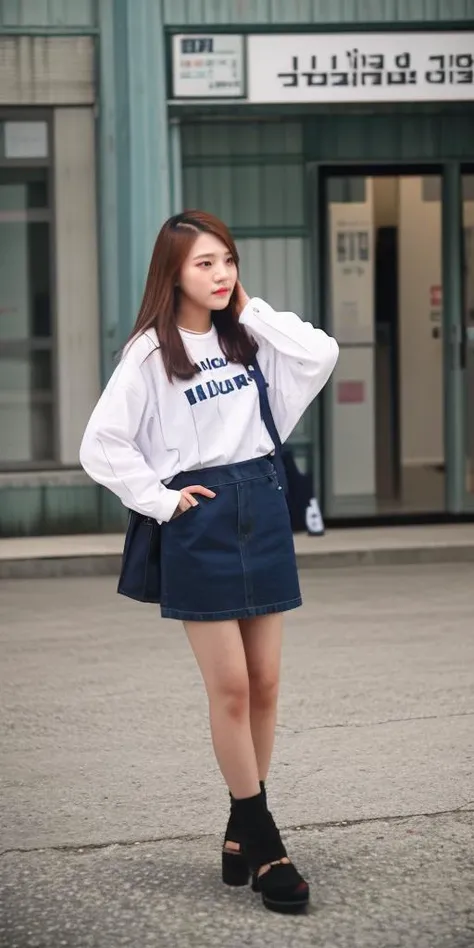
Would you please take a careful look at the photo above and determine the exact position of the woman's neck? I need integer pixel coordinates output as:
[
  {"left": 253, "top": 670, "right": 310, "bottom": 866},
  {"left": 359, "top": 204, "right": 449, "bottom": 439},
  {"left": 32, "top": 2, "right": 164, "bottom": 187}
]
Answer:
[{"left": 176, "top": 298, "right": 212, "bottom": 334}]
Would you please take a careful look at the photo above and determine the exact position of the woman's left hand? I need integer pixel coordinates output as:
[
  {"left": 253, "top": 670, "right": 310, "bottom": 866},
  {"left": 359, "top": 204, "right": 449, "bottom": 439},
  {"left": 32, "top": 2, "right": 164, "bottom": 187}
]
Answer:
[{"left": 234, "top": 281, "right": 250, "bottom": 316}]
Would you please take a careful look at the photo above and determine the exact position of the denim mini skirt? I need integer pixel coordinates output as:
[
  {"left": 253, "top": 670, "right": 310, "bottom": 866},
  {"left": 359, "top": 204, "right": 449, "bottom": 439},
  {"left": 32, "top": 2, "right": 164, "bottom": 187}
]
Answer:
[{"left": 160, "top": 456, "right": 302, "bottom": 622}]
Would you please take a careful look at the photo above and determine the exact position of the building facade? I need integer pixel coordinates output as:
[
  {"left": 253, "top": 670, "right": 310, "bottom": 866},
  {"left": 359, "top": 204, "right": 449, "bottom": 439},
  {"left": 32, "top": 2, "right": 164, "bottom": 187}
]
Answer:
[{"left": 0, "top": 0, "right": 473, "bottom": 536}]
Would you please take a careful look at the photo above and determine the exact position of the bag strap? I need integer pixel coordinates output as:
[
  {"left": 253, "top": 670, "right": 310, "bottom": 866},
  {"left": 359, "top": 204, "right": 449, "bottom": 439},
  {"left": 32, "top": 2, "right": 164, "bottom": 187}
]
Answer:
[{"left": 250, "top": 357, "right": 288, "bottom": 494}]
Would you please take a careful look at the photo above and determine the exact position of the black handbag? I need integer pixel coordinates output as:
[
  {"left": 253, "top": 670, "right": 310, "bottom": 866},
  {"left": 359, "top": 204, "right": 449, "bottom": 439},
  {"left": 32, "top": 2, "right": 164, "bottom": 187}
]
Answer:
[
  {"left": 117, "top": 508, "right": 162, "bottom": 603},
  {"left": 117, "top": 357, "right": 286, "bottom": 604},
  {"left": 281, "top": 447, "right": 314, "bottom": 532}
]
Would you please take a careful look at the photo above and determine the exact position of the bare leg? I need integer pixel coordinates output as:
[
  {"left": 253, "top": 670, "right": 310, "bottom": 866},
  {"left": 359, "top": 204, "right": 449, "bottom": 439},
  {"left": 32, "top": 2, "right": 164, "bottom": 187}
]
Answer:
[
  {"left": 239, "top": 613, "right": 289, "bottom": 876},
  {"left": 187, "top": 615, "right": 292, "bottom": 883},
  {"left": 239, "top": 612, "right": 283, "bottom": 783},
  {"left": 184, "top": 619, "right": 260, "bottom": 800}
]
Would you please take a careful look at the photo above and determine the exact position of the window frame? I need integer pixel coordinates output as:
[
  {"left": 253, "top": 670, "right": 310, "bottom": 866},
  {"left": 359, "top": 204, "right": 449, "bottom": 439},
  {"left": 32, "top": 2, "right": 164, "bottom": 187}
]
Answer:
[{"left": 0, "top": 107, "right": 59, "bottom": 471}]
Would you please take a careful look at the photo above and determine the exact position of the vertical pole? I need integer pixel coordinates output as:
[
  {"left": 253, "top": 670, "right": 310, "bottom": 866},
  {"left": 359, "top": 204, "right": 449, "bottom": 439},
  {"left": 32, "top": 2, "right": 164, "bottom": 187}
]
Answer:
[
  {"left": 127, "top": 0, "right": 170, "bottom": 321},
  {"left": 96, "top": 0, "right": 171, "bottom": 531},
  {"left": 169, "top": 117, "right": 183, "bottom": 214},
  {"left": 98, "top": 0, "right": 171, "bottom": 381},
  {"left": 308, "top": 162, "right": 323, "bottom": 506},
  {"left": 442, "top": 162, "right": 464, "bottom": 513},
  {"left": 97, "top": 0, "right": 120, "bottom": 383}
]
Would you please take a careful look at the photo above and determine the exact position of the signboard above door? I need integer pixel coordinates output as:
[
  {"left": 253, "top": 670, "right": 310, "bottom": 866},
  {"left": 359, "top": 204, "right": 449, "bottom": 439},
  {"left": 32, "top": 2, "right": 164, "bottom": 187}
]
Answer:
[
  {"left": 247, "top": 33, "right": 474, "bottom": 104},
  {"left": 170, "top": 32, "right": 474, "bottom": 103}
]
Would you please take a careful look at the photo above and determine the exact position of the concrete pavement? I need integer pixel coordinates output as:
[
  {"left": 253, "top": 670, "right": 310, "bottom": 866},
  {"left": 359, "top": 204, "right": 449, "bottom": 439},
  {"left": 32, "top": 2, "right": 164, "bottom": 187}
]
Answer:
[
  {"left": 2, "top": 523, "right": 474, "bottom": 578},
  {"left": 1, "top": 564, "right": 474, "bottom": 947}
]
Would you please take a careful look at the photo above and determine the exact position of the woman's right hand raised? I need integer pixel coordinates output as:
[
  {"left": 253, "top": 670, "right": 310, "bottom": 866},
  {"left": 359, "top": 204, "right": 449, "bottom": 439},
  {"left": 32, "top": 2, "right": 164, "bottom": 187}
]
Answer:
[{"left": 172, "top": 485, "right": 216, "bottom": 519}]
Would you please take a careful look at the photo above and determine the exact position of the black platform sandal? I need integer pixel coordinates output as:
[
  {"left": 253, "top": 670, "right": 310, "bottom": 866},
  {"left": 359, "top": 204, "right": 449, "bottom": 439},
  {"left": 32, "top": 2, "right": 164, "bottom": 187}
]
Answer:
[
  {"left": 251, "top": 861, "right": 309, "bottom": 914},
  {"left": 232, "top": 791, "right": 310, "bottom": 914},
  {"left": 222, "top": 782, "right": 266, "bottom": 887}
]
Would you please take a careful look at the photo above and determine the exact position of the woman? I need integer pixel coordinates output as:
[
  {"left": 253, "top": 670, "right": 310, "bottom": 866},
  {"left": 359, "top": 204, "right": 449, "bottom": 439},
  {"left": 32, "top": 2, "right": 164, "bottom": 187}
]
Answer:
[{"left": 80, "top": 210, "right": 338, "bottom": 914}]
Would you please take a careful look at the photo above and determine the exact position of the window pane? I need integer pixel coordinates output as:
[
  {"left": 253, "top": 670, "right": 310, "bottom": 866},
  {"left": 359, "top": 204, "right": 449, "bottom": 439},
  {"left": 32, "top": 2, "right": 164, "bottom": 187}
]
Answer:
[
  {"left": 0, "top": 167, "right": 53, "bottom": 465},
  {"left": 0, "top": 219, "right": 52, "bottom": 340},
  {"left": 0, "top": 352, "right": 54, "bottom": 463},
  {"left": 0, "top": 168, "right": 49, "bottom": 210},
  {"left": 3, "top": 121, "right": 48, "bottom": 160},
  {"left": 0, "top": 349, "right": 52, "bottom": 392}
]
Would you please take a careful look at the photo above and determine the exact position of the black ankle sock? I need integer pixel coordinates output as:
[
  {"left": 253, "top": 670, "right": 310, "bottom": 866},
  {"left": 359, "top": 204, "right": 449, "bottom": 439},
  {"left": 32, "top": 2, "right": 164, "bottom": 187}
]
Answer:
[
  {"left": 231, "top": 792, "right": 287, "bottom": 869},
  {"left": 232, "top": 790, "right": 266, "bottom": 808}
]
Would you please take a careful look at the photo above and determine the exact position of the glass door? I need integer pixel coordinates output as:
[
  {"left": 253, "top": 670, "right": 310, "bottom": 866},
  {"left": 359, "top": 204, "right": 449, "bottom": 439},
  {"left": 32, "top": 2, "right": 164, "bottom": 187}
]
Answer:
[{"left": 321, "top": 166, "right": 445, "bottom": 519}]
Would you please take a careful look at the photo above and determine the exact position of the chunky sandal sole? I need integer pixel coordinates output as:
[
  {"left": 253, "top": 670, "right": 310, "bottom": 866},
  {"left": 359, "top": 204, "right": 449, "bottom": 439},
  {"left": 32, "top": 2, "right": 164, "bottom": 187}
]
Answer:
[
  {"left": 222, "top": 850, "right": 251, "bottom": 887},
  {"left": 252, "top": 864, "right": 310, "bottom": 912},
  {"left": 261, "top": 893, "right": 309, "bottom": 914}
]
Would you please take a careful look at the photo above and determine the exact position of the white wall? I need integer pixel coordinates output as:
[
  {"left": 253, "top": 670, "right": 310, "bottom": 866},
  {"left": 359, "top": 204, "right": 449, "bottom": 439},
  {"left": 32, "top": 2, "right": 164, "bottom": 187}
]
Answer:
[
  {"left": 398, "top": 176, "right": 443, "bottom": 466},
  {"left": 54, "top": 108, "right": 100, "bottom": 465}
]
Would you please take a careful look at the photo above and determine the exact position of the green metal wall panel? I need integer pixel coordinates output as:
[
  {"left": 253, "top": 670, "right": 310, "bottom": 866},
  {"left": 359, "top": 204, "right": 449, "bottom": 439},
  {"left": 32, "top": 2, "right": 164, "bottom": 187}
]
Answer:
[
  {"left": 0, "top": 486, "right": 98, "bottom": 537},
  {"left": 183, "top": 161, "right": 305, "bottom": 230},
  {"left": 97, "top": 0, "right": 170, "bottom": 383},
  {"left": 182, "top": 120, "right": 305, "bottom": 232},
  {"left": 0, "top": 484, "right": 127, "bottom": 537},
  {"left": 0, "top": 0, "right": 96, "bottom": 28},
  {"left": 164, "top": 0, "right": 474, "bottom": 25},
  {"left": 304, "top": 111, "right": 474, "bottom": 162},
  {"left": 181, "top": 118, "right": 313, "bottom": 458},
  {"left": 239, "top": 236, "right": 312, "bottom": 452},
  {"left": 237, "top": 237, "right": 306, "bottom": 312},
  {"left": 182, "top": 120, "right": 303, "bottom": 157}
]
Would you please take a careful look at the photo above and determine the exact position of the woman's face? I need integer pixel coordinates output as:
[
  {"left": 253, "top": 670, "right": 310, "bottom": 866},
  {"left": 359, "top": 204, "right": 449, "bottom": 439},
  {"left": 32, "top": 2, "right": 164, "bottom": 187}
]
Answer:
[{"left": 178, "top": 232, "right": 238, "bottom": 312}]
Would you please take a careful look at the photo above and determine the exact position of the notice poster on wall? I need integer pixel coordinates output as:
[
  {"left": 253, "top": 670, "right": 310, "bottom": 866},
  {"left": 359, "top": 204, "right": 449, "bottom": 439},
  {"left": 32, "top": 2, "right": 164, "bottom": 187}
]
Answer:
[
  {"left": 329, "top": 201, "right": 374, "bottom": 345},
  {"left": 172, "top": 35, "right": 244, "bottom": 98}
]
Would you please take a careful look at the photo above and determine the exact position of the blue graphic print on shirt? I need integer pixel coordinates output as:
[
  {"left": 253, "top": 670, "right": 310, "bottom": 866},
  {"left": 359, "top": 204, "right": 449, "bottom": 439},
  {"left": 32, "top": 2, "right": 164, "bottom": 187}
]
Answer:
[{"left": 184, "top": 357, "right": 256, "bottom": 407}]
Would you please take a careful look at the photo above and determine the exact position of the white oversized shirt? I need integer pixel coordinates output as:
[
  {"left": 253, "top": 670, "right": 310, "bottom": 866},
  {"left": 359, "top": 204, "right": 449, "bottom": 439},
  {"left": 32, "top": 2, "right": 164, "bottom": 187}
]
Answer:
[{"left": 79, "top": 298, "right": 339, "bottom": 523}]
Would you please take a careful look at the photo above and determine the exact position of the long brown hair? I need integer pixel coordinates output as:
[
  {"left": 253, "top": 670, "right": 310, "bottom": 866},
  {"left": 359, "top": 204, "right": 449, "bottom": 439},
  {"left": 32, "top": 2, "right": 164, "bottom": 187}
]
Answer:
[{"left": 126, "top": 210, "right": 258, "bottom": 381}]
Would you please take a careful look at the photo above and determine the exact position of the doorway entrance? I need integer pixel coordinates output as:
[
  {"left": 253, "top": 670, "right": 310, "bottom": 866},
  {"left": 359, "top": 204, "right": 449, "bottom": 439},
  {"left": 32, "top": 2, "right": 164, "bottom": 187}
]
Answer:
[{"left": 320, "top": 165, "right": 447, "bottom": 518}]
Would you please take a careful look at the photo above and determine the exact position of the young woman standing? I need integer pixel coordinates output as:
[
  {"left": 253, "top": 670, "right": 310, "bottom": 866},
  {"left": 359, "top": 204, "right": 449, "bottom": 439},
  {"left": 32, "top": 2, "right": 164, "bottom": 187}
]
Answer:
[{"left": 80, "top": 210, "right": 338, "bottom": 913}]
